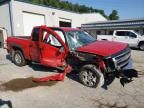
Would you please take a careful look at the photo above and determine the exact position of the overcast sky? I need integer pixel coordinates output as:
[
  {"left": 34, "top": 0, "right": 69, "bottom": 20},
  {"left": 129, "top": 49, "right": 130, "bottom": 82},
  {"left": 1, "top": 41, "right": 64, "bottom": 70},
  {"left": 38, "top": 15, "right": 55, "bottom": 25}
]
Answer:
[{"left": 65, "top": 0, "right": 144, "bottom": 19}]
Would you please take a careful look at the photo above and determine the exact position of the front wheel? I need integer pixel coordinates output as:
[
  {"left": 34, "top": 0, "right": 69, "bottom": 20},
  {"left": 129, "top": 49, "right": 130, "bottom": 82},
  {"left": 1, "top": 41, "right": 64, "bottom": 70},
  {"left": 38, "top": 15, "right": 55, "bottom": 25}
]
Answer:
[
  {"left": 13, "top": 50, "right": 26, "bottom": 66},
  {"left": 139, "top": 43, "right": 144, "bottom": 51},
  {"left": 79, "top": 64, "right": 104, "bottom": 88}
]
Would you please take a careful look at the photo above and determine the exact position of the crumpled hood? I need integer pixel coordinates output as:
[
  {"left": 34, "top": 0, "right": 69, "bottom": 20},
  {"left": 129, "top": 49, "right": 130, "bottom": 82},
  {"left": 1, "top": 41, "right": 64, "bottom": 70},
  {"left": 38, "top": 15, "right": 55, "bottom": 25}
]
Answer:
[{"left": 77, "top": 41, "right": 128, "bottom": 57}]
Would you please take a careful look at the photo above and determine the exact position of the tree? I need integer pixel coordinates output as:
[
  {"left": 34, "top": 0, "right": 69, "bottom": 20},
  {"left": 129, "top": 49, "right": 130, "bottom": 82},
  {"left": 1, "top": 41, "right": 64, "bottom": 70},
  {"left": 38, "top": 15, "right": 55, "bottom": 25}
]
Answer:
[
  {"left": 32, "top": 0, "right": 47, "bottom": 5},
  {"left": 30, "top": 0, "right": 108, "bottom": 18},
  {"left": 49, "top": 0, "right": 60, "bottom": 8},
  {"left": 109, "top": 10, "right": 119, "bottom": 20}
]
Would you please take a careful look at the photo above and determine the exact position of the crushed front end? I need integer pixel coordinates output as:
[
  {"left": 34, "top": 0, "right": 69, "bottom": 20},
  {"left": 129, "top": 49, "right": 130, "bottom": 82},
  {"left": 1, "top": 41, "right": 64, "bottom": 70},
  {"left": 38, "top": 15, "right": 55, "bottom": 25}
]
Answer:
[{"left": 103, "top": 47, "right": 134, "bottom": 77}]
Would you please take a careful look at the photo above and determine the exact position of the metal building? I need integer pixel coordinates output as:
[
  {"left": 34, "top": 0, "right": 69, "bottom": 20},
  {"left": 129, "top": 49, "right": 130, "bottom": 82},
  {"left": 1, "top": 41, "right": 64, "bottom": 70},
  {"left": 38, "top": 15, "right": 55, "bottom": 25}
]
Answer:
[{"left": 81, "top": 18, "right": 144, "bottom": 38}]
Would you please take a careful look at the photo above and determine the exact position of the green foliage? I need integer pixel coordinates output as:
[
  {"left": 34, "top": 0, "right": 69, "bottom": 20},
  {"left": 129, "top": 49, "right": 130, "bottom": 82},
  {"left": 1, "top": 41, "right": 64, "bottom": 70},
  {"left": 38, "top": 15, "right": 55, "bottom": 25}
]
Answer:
[
  {"left": 108, "top": 10, "right": 119, "bottom": 20},
  {"left": 22, "top": 0, "right": 108, "bottom": 18}
]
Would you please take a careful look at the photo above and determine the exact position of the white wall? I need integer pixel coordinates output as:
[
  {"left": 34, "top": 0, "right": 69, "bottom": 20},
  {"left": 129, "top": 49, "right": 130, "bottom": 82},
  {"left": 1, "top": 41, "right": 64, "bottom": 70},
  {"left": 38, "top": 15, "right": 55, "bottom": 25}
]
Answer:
[
  {"left": 0, "top": 2, "right": 11, "bottom": 36},
  {"left": 22, "top": 12, "right": 45, "bottom": 35},
  {"left": 11, "top": 1, "right": 107, "bottom": 35},
  {"left": 11, "top": 1, "right": 78, "bottom": 35}
]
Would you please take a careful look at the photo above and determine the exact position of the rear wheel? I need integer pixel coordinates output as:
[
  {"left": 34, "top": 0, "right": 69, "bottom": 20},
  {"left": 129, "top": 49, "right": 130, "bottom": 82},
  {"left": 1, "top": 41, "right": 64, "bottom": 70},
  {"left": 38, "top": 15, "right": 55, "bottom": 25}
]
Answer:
[
  {"left": 13, "top": 50, "right": 26, "bottom": 66},
  {"left": 139, "top": 43, "right": 144, "bottom": 50},
  {"left": 79, "top": 64, "right": 104, "bottom": 88}
]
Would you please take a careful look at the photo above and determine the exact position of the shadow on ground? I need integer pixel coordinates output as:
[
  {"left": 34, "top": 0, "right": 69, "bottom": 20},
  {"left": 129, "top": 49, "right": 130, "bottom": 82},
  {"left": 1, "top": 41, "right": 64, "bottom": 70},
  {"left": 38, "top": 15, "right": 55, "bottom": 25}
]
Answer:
[
  {"left": 0, "top": 69, "right": 138, "bottom": 92},
  {"left": 0, "top": 77, "right": 58, "bottom": 92},
  {"left": 6, "top": 54, "right": 11, "bottom": 62},
  {"left": 29, "top": 63, "right": 59, "bottom": 73},
  {"left": 66, "top": 71, "right": 80, "bottom": 83}
]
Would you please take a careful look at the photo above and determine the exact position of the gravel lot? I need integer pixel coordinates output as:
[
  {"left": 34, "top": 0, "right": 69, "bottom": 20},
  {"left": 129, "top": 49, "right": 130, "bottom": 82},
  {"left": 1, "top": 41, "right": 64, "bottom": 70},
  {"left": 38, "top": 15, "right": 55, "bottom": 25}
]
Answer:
[{"left": 0, "top": 48, "right": 144, "bottom": 108}]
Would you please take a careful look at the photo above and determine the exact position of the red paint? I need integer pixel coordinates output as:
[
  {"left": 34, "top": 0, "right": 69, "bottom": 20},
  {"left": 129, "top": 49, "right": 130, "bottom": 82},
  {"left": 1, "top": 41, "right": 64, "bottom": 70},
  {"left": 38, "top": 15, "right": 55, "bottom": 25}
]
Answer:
[
  {"left": 39, "top": 27, "right": 68, "bottom": 67},
  {"left": 33, "top": 65, "right": 72, "bottom": 82},
  {"left": 77, "top": 41, "right": 128, "bottom": 56},
  {"left": 58, "top": 27, "right": 79, "bottom": 32},
  {"left": 98, "top": 58, "right": 106, "bottom": 72}
]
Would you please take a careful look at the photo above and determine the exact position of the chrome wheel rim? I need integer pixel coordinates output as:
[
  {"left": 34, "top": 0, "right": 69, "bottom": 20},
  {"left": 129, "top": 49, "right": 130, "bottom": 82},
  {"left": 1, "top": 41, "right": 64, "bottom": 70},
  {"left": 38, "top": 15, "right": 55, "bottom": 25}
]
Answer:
[
  {"left": 15, "top": 53, "right": 22, "bottom": 64},
  {"left": 81, "top": 70, "right": 97, "bottom": 87}
]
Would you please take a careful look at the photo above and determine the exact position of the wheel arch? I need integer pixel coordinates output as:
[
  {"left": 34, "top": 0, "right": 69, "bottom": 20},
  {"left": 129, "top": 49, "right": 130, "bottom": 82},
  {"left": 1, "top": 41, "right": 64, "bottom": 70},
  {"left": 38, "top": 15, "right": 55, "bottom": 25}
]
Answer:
[
  {"left": 138, "top": 41, "right": 144, "bottom": 47},
  {"left": 10, "top": 44, "right": 26, "bottom": 60},
  {"left": 79, "top": 64, "right": 104, "bottom": 88},
  {"left": 12, "top": 45, "right": 23, "bottom": 52}
]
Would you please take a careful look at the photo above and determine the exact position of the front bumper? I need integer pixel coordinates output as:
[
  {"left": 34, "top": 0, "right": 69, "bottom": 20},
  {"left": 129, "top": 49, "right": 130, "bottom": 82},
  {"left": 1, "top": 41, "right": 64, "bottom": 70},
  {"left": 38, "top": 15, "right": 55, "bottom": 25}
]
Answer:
[
  {"left": 104, "top": 46, "right": 132, "bottom": 73},
  {"left": 114, "top": 59, "right": 137, "bottom": 80},
  {"left": 122, "top": 59, "right": 133, "bottom": 70}
]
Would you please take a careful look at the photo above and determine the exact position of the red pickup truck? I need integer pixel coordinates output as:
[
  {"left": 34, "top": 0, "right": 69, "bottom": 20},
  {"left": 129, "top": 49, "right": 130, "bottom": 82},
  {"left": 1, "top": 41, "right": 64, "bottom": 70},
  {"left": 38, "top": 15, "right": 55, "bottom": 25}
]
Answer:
[{"left": 7, "top": 26, "right": 132, "bottom": 88}]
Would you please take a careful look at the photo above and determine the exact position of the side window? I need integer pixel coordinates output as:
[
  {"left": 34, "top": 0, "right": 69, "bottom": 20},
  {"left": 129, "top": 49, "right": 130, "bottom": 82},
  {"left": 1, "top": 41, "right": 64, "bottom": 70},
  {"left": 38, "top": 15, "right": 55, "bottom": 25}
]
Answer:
[
  {"left": 116, "top": 31, "right": 125, "bottom": 36},
  {"left": 54, "top": 30, "right": 65, "bottom": 43},
  {"left": 42, "top": 30, "right": 62, "bottom": 47},
  {"left": 32, "top": 28, "right": 40, "bottom": 41},
  {"left": 128, "top": 32, "right": 137, "bottom": 38}
]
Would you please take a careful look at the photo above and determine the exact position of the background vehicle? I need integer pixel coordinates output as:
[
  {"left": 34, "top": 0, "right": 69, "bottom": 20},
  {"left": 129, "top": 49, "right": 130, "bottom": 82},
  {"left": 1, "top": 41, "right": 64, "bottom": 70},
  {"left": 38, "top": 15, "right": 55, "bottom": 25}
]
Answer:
[
  {"left": 7, "top": 26, "right": 132, "bottom": 88},
  {"left": 97, "top": 30, "right": 144, "bottom": 50}
]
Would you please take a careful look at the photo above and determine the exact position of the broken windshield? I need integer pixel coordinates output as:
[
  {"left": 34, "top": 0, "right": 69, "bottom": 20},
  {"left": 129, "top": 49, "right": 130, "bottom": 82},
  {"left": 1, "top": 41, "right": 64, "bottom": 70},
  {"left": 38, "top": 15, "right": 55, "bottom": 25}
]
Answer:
[{"left": 66, "top": 30, "right": 96, "bottom": 50}]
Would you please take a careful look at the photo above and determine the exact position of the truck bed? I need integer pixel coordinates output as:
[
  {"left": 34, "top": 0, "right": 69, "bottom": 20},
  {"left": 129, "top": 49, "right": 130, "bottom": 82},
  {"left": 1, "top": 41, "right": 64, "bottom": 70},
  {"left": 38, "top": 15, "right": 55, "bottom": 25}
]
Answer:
[
  {"left": 97, "top": 35, "right": 113, "bottom": 41},
  {"left": 7, "top": 36, "right": 32, "bottom": 60},
  {"left": 10, "top": 36, "right": 31, "bottom": 39}
]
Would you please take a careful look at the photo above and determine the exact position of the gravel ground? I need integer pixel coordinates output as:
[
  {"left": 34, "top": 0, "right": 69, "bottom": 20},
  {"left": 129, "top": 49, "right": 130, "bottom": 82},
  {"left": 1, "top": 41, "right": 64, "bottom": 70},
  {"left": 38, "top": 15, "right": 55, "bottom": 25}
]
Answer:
[
  {"left": 132, "top": 49, "right": 144, "bottom": 72},
  {"left": 0, "top": 48, "right": 144, "bottom": 108}
]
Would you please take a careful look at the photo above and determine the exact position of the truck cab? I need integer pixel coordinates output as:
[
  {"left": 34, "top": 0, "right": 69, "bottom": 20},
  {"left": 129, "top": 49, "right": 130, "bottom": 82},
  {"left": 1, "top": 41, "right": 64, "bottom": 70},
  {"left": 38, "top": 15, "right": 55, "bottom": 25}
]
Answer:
[
  {"left": 28, "top": 26, "right": 68, "bottom": 68},
  {"left": 113, "top": 30, "right": 144, "bottom": 48}
]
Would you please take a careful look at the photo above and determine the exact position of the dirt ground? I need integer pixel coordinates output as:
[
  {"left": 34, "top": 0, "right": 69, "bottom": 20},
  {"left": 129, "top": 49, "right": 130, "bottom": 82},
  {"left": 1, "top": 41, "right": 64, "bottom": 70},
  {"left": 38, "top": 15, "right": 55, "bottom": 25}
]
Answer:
[{"left": 0, "top": 48, "right": 144, "bottom": 108}]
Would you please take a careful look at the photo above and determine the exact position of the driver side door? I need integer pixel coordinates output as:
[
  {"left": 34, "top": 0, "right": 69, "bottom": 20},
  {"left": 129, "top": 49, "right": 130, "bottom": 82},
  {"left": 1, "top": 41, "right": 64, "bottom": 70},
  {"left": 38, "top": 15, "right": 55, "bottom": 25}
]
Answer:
[
  {"left": 39, "top": 27, "right": 68, "bottom": 68},
  {"left": 113, "top": 31, "right": 129, "bottom": 43},
  {"left": 126, "top": 31, "right": 138, "bottom": 47}
]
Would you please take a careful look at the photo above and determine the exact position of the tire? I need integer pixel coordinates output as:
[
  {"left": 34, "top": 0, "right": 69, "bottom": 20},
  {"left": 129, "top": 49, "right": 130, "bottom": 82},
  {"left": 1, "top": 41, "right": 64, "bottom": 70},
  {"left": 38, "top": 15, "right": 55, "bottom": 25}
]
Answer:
[
  {"left": 79, "top": 64, "right": 104, "bottom": 88},
  {"left": 13, "top": 50, "right": 26, "bottom": 66},
  {"left": 139, "top": 43, "right": 144, "bottom": 51}
]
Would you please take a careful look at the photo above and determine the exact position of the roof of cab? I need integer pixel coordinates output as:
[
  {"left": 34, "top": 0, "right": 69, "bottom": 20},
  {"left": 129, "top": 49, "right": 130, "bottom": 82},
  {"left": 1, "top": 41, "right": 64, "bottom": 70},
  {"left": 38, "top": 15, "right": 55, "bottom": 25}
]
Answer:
[
  {"left": 34, "top": 26, "right": 80, "bottom": 32},
  {"left": 50, "top": 27, "right": 80, "bottom": 32}
]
